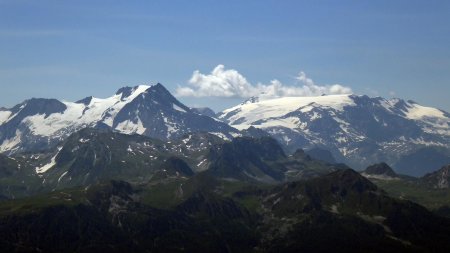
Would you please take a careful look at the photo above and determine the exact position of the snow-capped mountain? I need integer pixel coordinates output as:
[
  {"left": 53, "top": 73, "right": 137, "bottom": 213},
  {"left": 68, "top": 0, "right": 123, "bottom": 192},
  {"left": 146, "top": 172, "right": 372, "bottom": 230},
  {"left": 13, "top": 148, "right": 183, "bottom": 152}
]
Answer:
[
  {"left": 218, "top": 94, "right": 450, "bottom": 170},
  {"left": 0, "top": 84, "right": 238, "bottom": 154},
  {"left": 2, "top": 83, "right": 449, "bottom": 175}
]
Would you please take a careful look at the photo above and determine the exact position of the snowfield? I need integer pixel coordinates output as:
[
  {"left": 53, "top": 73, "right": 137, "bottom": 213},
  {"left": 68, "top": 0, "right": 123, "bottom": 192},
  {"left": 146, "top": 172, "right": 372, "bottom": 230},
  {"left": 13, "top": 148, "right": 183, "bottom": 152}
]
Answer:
[{"left": 219, "top": 94, "right": 450, "bottom": 136}]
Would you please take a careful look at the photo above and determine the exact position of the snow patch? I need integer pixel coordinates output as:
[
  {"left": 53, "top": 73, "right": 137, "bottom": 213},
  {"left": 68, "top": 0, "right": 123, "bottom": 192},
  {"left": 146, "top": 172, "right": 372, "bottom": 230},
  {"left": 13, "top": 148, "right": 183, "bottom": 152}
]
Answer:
[
  {"left": 209, "top": 132, "right": 231, "bottom": 140},
  {"left": 58, "top": 171, "right": 68, "bottom": 183},
  {"left": 173, "top": 104, "right": 187, "bottom": 113},
  {"left": 197, "top": 159, "right": 207, "bottom": 167},
  {"left": 115, "top": 118, "right": 146, "bottom": 135},
  {"left": 282, "top": 135, "right": 291, "bottom": 144},
  {"left": 0, "top": 130, "right": 22, "bottom": 153},
  {"left": 402, "top": 104, "right": 450, "bottom": 136},
  {"left": 0, "top": 110, "right": 12, "bottom": 125},
  {"left": 79, "top": 138, "right": 90, "bottom": 143},
  {"left": 36, "top": 147, "right": 62, "bottom": 174},
  {"left": 405, "top": 104, "right": 446, "bottom": 120},
  {"left": 361, "top": 173, "right": 399, "bottom": 181},
  {"left": 10, "top": 85, "right": 151, "bottom": 140},
  {"left": 163, "top": 117, "right": 179, "bottom": 138},
  {"left": 221, "top": 94, "right": 355, "bottom": 129}
]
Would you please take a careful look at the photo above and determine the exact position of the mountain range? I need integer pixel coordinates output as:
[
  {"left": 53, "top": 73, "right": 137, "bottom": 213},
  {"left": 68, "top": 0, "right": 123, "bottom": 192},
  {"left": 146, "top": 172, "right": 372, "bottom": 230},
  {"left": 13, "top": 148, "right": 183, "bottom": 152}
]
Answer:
[
  {"left": 1, "top": 84, "right": 450, "bottom": 252},
  {"left": 219, "top": 94, "right": 450, "bottom": 173},
  {"left": 1, "top": 164, "right": 450, "bottom": 252},
  {"left": 0, "top": 84, "right": 238, "bottom": 155},
  {"left": 1, "top": 83, "right": 449, "bottom": 177}
]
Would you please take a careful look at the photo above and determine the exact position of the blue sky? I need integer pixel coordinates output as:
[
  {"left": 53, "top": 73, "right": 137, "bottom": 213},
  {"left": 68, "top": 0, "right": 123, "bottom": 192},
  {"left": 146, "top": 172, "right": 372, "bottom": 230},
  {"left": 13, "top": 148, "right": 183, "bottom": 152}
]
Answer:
[{"left": 1, "top": 0, "right": 449, "bottom": 112}]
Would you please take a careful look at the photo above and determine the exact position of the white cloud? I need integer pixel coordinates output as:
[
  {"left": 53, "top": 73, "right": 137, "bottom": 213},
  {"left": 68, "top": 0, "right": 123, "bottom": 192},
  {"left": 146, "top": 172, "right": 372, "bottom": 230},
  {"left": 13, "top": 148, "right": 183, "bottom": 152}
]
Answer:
[
  {"left": 175, "top": 65, "right": 257, "bottom": 98},
  {"left": 175, "top": 65, "right": 353, "bottom": 99}
]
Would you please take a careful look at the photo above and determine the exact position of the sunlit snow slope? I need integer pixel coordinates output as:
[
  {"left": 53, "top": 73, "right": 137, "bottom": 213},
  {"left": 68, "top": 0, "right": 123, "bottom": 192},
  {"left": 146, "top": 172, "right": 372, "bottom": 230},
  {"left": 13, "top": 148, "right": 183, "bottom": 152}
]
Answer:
[
  {"left": 219, "top": 94, "right": 450, "bottom": 169},
  {"left": 0, "top": 84, "right": 238, "bottom": 154}
]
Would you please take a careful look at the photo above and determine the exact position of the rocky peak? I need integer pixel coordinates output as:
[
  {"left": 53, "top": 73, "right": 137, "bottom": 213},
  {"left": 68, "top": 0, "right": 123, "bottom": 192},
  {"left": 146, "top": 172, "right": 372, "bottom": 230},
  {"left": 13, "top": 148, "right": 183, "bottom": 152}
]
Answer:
[
  {"left": 11, "top": 98, "right": 67, "bottom": 118},
  {"left": 305, "top": 147, "right": 336, "bottom": 164},
  {"left": 422, "top": 164, "right": 450, "bottom": 189},
  {"left": 363, "top": 162, "right": 398, "bottom": 178},
  {"left": 190, "top": 107, "right": 216, "bottom": 118},
  {"left": 75, "top": 96, "right": 94, "bottom": 105}
]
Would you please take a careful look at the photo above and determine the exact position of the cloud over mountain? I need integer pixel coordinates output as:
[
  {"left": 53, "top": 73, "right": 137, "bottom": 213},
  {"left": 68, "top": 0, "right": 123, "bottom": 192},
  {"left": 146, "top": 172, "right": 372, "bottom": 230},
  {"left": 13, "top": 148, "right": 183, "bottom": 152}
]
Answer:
[{"left": 175, "top": 64, "right": 353, "bottom": 99}]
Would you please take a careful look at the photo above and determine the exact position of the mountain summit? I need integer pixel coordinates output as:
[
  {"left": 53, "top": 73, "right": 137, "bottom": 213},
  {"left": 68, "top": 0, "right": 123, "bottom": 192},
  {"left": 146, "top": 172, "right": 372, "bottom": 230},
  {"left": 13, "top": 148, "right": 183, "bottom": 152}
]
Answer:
[
  {"left": 0, "top": 84, "right": 238, "bottom": 154},
  {"left": 1, "top": 86, "right": 449, "bottom": 176},
  {"left": 219, "top": 94, "right": 450, "bottom": 171}
]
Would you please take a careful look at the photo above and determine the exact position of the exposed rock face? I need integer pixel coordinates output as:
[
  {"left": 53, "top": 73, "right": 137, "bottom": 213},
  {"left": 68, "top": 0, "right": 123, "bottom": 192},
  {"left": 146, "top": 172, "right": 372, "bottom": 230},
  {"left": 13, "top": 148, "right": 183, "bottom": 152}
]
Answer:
[
  {"left": 0, "top": 84, "right": 239, "bottom": 155},
  {"left": 219, "top": 94, "right": 450, "bottom": 173},
  {"left": 363, "top": 163, "right": 398, "bottom": 178},
  {"left": 422, "top": 164, "right": 450, "bottom": 189}
]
